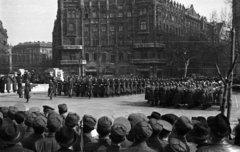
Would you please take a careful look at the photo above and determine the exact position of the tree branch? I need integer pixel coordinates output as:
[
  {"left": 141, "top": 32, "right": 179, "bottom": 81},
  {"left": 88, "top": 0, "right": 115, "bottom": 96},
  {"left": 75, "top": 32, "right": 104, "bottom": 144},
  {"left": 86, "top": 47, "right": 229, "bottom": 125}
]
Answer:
[
  {"left": 228, "top": 84, "right": 240, "bottom": 90},
  {"left": 215, "top": 63, "right": 226, "bottom": 85},
  {"left": 227, "top": 54, "right": 239, "bottom": 77}
]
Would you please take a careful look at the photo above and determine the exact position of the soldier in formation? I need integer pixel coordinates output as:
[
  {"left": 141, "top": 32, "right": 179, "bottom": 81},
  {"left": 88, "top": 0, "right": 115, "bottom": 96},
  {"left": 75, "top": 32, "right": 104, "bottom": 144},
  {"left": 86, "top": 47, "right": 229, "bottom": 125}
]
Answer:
[{"left": 144, "top": 78, "right": 224, "bottom": 110}]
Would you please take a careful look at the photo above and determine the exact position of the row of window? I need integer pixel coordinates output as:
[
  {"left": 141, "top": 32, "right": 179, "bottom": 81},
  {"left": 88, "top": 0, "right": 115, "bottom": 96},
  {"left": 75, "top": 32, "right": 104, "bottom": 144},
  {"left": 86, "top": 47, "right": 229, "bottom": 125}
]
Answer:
[
  {"left": 84, "top": 52, "right": 129, "bottom": 62},
  {"left": 83, "top": 11, "right": 132, "bottom": 19},
  {"left": 84, "top": 24, "right": 132, "bottom": 32},
  {"left": 84, "top": 37, "right": 132, "bottom": 46}
]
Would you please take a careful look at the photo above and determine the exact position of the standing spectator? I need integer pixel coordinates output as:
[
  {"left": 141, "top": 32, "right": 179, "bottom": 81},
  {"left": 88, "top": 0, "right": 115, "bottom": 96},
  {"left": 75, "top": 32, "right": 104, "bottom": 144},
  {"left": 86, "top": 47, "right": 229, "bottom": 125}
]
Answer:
[
  {"left": 22, "top": 115, "right": 47, "bottom": 150},
  {"left": 166, "top": 116, "right": 196, "bottom": 152},
  {"left": 84, "top": 116, "right": 113, "bottom": 152},
  {"left": 58, "top": 104, "right": 68, "bottom": 126},
  {"left": 147, "top": 118, "right": 164, "bottom": 152},
  {"left": 0, "top": 123, "right": 33, "bottom": 152},
  {"left": 158, "top": 120, "right": 173, "bottom": 150},
  {"left": 121, "top": 121, "right": 156, "bottom": 152},
  {"left": 198, "top": 114, "right": 240, "bottom": 152},
  {"left": 234, "top": 125, "right": 240, "bottom": 146},
  {"left": 98, "top": 124, "right": 127, "bottom": 152},
  {"left": 12, "top": 76, "right": 18, "bottom": 92},
  {"left": 34, "top": 115, "right": 62, "bottom": 152},
  {"left": 15, "top": 111, "right": 27, "bottom": 132},
  {"left": 6, "top": 75, "right": 11, "bottom": 93},
  {"left": 0, "top": 76, "right": 5, "bottom": 93},
  {"left": 24, "top": 112, "right": 38, "bottom": 138},
  {"left": 114, "top": 117, "right": 132, "bottom": 148},
  {"left": 43, "top": 105, "right": 55, "bottom": 118},
  {"left": 54, "top": 126, "right": 77, "bottom": 152}
]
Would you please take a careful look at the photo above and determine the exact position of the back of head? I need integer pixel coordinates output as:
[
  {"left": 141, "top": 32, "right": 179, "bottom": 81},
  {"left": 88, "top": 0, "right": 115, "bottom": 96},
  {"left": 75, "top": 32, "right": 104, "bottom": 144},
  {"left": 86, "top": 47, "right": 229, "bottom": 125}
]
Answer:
[
  {"left": 97, "top": 116, "right": 112, "bottom": 137},
  {"left": 32, "top": 116, "right": 47, "bottom": 135},
  {"left": 109, "top": 124, "right": 126, "bottom": 143},
  {"left": 14, "top": 111, "right": 26, "bottom": 124},
  {"left": 174, "top": 116, "right": 193, "bottom": 136},
  {"left": 65, "top": 112, "right": 80, "bottom": 128},
  {"left": 83, "top": 114, "right": 96, "bottom": 133},
  {"left": 58, "top": 104, "right": 68, "bottom": 115},
  {"left": 47, "top": 115, "right": 62, "bottom": 132},
  {"left": 134, "top": 121, "right": 152, "bottom": 142}
]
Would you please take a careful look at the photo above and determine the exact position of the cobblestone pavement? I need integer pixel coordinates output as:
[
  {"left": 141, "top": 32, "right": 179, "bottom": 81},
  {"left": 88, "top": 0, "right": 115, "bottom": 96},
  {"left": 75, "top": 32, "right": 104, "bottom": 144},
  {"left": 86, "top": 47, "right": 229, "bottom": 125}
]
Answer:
[{"left": 0, "top": 92, "right": 240, "bottom": 123}]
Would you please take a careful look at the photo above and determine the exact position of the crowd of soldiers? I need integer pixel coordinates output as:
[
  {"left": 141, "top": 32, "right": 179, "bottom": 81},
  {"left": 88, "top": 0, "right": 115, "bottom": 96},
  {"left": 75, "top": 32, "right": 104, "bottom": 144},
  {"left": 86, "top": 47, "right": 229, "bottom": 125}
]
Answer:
[
  {"left": 145, "top": 78, "right": 224, "bottom": 110},
  {"left": 48, "top": 76, "right": 146, "bottom": 100}
]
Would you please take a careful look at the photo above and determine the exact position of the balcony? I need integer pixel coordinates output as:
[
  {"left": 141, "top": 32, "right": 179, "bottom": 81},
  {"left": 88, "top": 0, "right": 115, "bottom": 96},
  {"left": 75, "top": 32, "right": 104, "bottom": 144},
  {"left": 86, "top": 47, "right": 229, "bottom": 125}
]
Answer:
[
  {"left": 131, "top": 59, "right": 167, "bottom": 64},
  {"left": 60, "top": 60, "right": 79, "bottom": 65}
]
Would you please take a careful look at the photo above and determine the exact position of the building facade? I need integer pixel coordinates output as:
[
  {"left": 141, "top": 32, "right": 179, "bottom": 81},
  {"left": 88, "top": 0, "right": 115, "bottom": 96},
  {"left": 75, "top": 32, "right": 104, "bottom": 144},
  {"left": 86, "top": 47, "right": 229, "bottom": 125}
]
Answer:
[
  {"left": 12, "top": 42, "right": 52, "bottom": 73},
  {"left": 53, "top": 0, "right": 214, "bottom": 78},
  {"left": 0, "top": 20, "right": 9, "bottom": 74}
]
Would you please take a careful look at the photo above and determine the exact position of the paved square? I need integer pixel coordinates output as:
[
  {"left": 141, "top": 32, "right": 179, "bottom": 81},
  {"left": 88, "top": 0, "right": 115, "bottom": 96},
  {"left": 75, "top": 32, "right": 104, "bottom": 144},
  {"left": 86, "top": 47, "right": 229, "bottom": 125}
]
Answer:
[{"left": 0, "top": 92, "right": 240, "bottom": 123}]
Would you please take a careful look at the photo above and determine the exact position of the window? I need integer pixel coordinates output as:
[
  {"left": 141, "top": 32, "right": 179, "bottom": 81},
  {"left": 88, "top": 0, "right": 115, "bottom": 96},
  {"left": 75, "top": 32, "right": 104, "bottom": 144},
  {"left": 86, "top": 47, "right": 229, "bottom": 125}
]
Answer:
[
  {"left": 109, "top": 36, "right": 115, "bottom": 45},
  {"left": 101, "top": 37, "right": 107, "bottom": 45},
  {"left": 84, "top": 39, "right": 89, "bottom": 46},
  {"left": 127, "top": 11, "right": 132, "bottom": 17},
  {"left": 111, "top": 55, "right": 115, "bottom": 62},
  {"left": 110, "top": 12, "right": 114, "bottom": 18},
  {"left": 140, "top": 21, "right": 147, "bottom": 30},
  {"left": 84, "top": 25, "right": 89, "bottom": 32},
  {"left": 127, "top": 24, "right": 132, "bottom": 31},
  {"left": 139, "top": 10, "right": 143, "bottom": 16},
  {"left": 101, "top": 25, "right": 106, "bottom": 31},
  {"left": 67, "top": 11, "right": 71, "bottom": 18},
  {"left": 102, "top": 53, "right": 106, "bottom": 62},
  {"left": 110, "top": 25, "right": 114, "bottom": 31},
  {"left": 118, "top": 12, "right": 123, "bottom": 17},
  {"left": 93, "top": 25, "right": 97, "bottom": 32},
  {"left": 92, "top": 12, "right": 97, "bottom": 18},
  {"left": 118, "top": 37, "right": 124, "bottom": 45},
  {"left": 93, "top": 37, "right": 98, "bottom": 46},
  {"left": 70, "top": 53, "right": 76, "bottom": 60},
  {"left": 143, "top": 8, "right": 147, "bottom": 15},
  {"left": 72, "top": 11, "right": 75, "bottom": 18},
  {"left": 68, "top": 23, "right": 75, "bottom": 32},
  {"left": 70, "top": 38, "right": 75, "bottom": 45},
  {"left": 94, "top": 53, "right": 97, "bottom": 61},
  {"left": 85, "top": 53, "right": 89, "bottom": 61},
  {"left": 119, "top": 53, "right": 123, "bottom": 61},
  {"left": 119, "top": 25, "right": 123, "bottom": 31},
  {"left": 85, "top": 12, "right": 89, "bottom": 18},
  {"left": 158, "top": 21, "right": 162, "bottom": 30}
]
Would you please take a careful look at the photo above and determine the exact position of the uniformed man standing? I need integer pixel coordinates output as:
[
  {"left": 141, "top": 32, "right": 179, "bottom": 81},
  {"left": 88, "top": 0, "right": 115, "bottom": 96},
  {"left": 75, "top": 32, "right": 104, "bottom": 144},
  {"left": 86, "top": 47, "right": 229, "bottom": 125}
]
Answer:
[
  {"left": 17, "top": 78, "right": 23, "bottom": 98},
  {"left": 48, "top": 79, "right": 54, "bottom": 100},
  {"left": 24, "top": 79, "right": 31, "bottom": 103}
]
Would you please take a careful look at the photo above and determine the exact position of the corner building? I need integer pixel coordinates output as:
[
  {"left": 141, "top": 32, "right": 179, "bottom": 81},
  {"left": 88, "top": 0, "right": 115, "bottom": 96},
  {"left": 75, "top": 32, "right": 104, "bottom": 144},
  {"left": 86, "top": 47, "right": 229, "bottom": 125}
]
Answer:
[{"left": 53, "top": 0, "right": 211, "bottom": 78}]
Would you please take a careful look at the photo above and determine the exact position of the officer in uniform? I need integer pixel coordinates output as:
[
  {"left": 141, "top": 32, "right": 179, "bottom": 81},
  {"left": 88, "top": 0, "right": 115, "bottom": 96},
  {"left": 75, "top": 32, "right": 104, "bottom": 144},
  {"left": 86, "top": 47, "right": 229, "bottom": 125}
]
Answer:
[
  {"left": 24, "top": 79, "right": 31, "bottom": 103},
  {"left": 57, "top": 79, "right": 63, "bottom": 96},
  {"left": 17, "top": 78, "right": 23, "bottom": 98},
  {"left": 12, "top": 76, "right": 18, "bottom": 92},
  {"left": 48, "top": 79, "right": 54, "bottom": 100}
]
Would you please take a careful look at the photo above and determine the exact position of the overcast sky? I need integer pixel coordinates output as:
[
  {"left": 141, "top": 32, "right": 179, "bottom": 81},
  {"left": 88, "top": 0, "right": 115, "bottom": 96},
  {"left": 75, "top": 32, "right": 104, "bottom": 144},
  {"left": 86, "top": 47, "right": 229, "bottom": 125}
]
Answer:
[{"left": 0, "top": 0, "right": 231, "bottom": 46}]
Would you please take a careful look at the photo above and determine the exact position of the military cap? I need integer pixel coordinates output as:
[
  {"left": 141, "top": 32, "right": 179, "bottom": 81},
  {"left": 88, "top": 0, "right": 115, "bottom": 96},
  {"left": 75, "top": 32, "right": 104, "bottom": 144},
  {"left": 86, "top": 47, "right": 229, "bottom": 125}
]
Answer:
[
  {"left": 58, "top": 104, "right": 68, "bottom": 114},
  {"left": 43, "top": 105, "right": 55, "bottom": 111},
  {"left": 8, "top": 106, "right": 18, "bottom": 120},
  {"left": 32, "top": 115, "right": 47, "bottom": 128},
  {"left": 97, "top": 116, "right": 112, "bottom": 133},
  {"left": 55, "top": 126, "right": 77, "bottom": 148},
  {"left": 128, "top": 113, "right": 148, "bottom": 128},
  {"left": 29, "top": 107, "right": 41, "bottom": 113},
  {"left": 158, "top": 120, "right": 172, "bottom": 132},
  {"left": 1, "top": 107, "right": 8, "bottom": 118},
  {"left": 174, "top": 116, "right": 193, "bottom": 134},
  {"left": 147, "top": 111, "right": 161, "bottom": 120},
  {"left": 83, "top": 114, "right": 96, "bottom": 129},
  {"left": 161, "top": 114, "right": 178, "bottom": 125},
  {"left": 207, "top": 114, "right": 231, "bottom": 138},
  {"left": 188, "top": 122, "right": 210, "bottom": 140},
  {"left": 134, "top": 121, "right": 152, "bottom": 141},
  {"left": 148, "top": 118, "right": 163, "bottom": 132},
  {"left": 14, "top": 103, "right": 26, "bottom": 112},
  {"left": 25, "top": 112, "right": 38, "bottom": 127},
  {"left": 114, "top": 117, "right": 131, "bottom": 133},
  {"left": 109, "top": 124, "right": 126, "bottom": 142},
  {"left": 47, "top": 115, "right": 62, "bottom": 132},
  {"left": 65, "top": 112, "right": 80, "bottom": 127}
]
